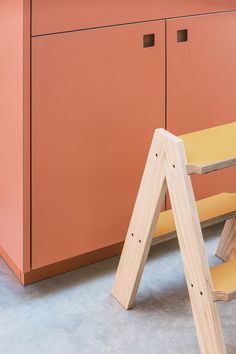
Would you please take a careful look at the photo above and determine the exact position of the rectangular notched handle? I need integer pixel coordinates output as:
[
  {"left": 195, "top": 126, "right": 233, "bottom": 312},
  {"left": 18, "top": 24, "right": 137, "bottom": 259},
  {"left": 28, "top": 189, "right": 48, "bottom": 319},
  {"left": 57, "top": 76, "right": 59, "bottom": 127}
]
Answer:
[
  {"left": 143, "top": 34, "right": 155, "bottom": 48},
  {"left": 177, "top": 29, "right": 188, "bottom": 43}
]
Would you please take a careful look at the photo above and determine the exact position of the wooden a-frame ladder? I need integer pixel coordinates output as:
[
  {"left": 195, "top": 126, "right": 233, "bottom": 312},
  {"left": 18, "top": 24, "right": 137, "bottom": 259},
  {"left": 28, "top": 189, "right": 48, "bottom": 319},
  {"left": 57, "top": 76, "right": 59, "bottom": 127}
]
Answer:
[{"left": 112, "top": 128, "right": 230, "bottom": 354}]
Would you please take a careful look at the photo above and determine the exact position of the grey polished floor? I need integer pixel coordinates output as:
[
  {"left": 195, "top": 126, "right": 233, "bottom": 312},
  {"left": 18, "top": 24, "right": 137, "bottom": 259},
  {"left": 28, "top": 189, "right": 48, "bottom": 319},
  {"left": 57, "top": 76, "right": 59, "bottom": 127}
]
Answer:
[{"left": 0, "top": 224, "right": 236, "bottom": 354}]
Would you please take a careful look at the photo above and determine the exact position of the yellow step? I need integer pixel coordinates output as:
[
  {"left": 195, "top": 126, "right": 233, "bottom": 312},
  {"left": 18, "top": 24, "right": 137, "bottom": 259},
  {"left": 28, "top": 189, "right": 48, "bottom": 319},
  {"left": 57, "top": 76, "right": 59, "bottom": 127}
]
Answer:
[
  {"left": 211, "top": 259, "right": 236, "bottom": 302},
  {"left": 180, "top": 122, "right": 236, "bottom": 174},
  {"left": 152, "top": 192, "right": 236, "bottom": 245}
]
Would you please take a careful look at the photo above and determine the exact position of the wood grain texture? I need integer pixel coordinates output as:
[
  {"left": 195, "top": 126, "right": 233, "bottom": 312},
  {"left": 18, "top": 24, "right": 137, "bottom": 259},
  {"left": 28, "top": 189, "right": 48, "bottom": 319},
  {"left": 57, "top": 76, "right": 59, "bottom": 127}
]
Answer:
[
  {"left": 180, "top": 122, "right": 236, "bottom": 175},
  {"left": 152, "top": 192, "right": 236, "bottom": 245},
  {"left": 112, "top": 128, "right": 227, "bottom": 353},
  {"left": 163, "top": 130, "right": 226, "bottom": 354},
  {"left": 211, "top": 258, "right": 236, "bottom": 302},
  {"left": 187, "top": 157, "right": 236, "bottom": 175},
  {"left": 216, "top": 218, "right": 236, "bottom": 262},
  {"left": 112, "top": 130, "right": 167, "bottom": 309}
]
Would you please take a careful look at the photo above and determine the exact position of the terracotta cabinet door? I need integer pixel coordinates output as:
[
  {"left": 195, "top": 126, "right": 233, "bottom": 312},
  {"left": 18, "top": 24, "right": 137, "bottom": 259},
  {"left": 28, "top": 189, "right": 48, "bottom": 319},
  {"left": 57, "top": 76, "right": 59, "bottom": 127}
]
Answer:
[
  {"left": 167, "top": 12, "right": 236, "bottom": 205},
  {"left": 32, "top": 21, "right": 165, "bottom": 268}
]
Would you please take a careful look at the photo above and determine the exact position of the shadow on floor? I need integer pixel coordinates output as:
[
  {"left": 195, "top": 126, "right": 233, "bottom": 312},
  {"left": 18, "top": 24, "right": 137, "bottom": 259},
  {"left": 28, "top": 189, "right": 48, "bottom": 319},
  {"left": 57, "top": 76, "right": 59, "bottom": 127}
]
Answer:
[{"left": 1, "top": 223, "right": 224, "bottom": 302}]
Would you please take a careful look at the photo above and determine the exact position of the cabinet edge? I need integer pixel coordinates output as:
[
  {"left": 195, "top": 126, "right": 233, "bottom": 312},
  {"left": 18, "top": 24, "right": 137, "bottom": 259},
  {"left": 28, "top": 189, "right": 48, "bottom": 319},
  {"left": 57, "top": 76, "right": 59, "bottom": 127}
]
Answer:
[{"left": 22, "top": 242, "right": 124, "bottom": 285}]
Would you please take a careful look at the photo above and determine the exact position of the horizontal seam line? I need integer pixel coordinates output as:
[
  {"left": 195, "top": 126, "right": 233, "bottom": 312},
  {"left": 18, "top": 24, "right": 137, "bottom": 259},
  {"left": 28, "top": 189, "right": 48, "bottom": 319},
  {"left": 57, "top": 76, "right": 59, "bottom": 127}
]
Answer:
[{"left": 32, "top": 9, "right": 236, "bottom": 38}]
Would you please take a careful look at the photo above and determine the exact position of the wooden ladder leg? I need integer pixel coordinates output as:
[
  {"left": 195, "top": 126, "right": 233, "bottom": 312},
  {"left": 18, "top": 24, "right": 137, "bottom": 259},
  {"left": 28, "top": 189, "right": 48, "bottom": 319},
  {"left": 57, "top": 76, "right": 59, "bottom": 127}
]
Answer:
[
  {"left": 112, "top": 129, "right": 167, "bottom": 309},
  {"left": 162, "top": 130, "right": 226, "bottom": 354},
  {"left": 216, "top": 218, "right": 236, "bottom": 262}
]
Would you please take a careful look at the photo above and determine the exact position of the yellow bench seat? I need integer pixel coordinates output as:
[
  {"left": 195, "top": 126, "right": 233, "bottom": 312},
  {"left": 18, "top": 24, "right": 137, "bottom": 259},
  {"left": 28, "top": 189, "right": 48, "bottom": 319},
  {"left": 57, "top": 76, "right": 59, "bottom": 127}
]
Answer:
[
  {"left": 180, "top": 122, "right": 236, "bottom": 174},
  {"left": 152, "top": 192, "right": 236, "bottom": 245},
  {"left": 211, "top": 259, "right": 236, "bottom": 302}
]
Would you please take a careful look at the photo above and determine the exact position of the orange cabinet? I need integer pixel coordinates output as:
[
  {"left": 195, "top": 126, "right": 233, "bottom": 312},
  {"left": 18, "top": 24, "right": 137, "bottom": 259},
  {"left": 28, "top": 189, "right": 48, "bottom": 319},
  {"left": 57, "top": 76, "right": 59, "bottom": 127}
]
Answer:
[
  {"left": 166, "top": 12, "right": 236, "bottom": 204},
  {"left": 1, "top": 1, "right": 236, "bottom": 283},
  {"left": 32, "top": 21, "right": 165, "bottom": 268},
  {"left": 31, "top": 0, "right": 236, "bottom": 36}
]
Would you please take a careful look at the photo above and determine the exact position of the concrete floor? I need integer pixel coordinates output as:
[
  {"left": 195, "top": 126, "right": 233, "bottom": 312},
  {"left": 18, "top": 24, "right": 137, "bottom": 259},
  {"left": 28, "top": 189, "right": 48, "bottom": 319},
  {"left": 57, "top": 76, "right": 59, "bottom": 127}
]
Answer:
[{"left": 1, "top": 223, "right": 236, "bottom": 354}]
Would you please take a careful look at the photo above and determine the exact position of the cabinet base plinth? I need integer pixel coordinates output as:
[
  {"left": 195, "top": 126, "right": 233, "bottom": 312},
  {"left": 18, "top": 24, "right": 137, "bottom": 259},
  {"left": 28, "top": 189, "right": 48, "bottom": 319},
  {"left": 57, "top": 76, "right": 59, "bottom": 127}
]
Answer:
[{"left": 0, "top": 242, "right": 123, "bottom": 285}]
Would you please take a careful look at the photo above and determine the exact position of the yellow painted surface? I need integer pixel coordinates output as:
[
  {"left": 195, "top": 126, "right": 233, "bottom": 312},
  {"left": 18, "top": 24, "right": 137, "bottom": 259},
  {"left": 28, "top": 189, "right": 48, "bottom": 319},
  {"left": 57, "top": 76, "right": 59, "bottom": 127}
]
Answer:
[
  {"left": 154, "top": 193, "right": 236, "bottom": 238},
  {"left": 211, "top": 259, "right": 236, "bottom": 294},
  {"left": 180, "top": 122, "right": 236, "bottom": 167}
]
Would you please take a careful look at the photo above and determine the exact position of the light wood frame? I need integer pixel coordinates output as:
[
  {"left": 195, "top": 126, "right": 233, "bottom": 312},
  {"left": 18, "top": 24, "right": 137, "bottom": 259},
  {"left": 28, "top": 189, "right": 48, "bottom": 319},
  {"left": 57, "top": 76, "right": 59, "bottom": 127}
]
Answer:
[
  {"left": 112, "top": 128, "right": 227, "bottom": 354},
  {"left": 216, "top": 218, "right": 236, "bottom": 262}
]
